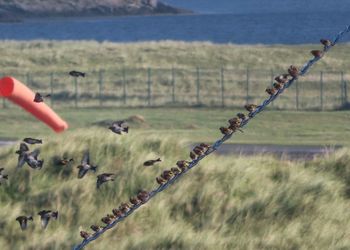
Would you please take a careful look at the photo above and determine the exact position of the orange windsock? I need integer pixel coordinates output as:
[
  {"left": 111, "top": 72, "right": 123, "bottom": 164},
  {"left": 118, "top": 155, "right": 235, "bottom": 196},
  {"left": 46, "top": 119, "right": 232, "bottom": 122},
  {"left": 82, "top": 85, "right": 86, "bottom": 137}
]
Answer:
[{"left": 0, "top": 76, "right": 68, "bottom": 133}]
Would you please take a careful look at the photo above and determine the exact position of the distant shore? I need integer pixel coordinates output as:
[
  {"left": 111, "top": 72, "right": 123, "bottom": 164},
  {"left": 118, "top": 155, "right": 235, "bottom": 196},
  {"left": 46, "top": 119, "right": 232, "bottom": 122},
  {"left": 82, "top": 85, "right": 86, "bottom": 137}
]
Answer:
[{"left": 0, "top": 1, "right": 192, "bottom": 22}]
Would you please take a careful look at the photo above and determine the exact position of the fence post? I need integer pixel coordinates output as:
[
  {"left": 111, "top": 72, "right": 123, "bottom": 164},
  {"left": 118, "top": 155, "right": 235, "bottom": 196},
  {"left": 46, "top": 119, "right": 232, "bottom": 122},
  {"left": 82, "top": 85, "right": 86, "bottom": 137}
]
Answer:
[
  {"left": 122, "top": 68, "right": 127, "bottom": 105},
  {"left": 99, "top": 70, "right": 103, "bottom": 107},
  {"left": 196, "top": 67, "right": 200, "bottom": 105},
  {"left": 50, "top": 73, "right": 54, "bottom": 107},
  {"left": 320, "top": 71, "right": 324, "bottom": 111},
  {"left": 344, "top": 72, "right": 348, "bottom": 104},
  {"left": 246, "top": 68, "right": 250, "bottom": 104},
  {"left": 295, "top": 79, "right": 299, "bottom": 110},
  {"left": 221, "top": 67, "right": 225, "bottom": 107},
  {"left": 74, "top": 77, "right": 78, "bottom": 108},
  {"left": 171, "top": 67, "right": 175, "bottom": 103},
  {"left": 147, "top": 68, "right": 152, "bottom": 106}
]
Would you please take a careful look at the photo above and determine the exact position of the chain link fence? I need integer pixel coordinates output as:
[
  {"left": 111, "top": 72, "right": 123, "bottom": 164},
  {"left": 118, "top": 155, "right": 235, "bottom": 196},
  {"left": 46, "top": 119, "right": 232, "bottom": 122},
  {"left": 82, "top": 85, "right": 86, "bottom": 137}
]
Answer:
[{"left": 1, "top": 68, "right": 348, "bottom": 110}]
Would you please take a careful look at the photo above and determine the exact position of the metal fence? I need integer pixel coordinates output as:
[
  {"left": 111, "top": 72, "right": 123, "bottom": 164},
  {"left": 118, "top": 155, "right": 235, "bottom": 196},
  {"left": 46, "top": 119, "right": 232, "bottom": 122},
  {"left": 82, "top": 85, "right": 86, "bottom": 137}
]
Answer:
[{"left": 1, "top": 68, "right": 349, "bottom": 110}]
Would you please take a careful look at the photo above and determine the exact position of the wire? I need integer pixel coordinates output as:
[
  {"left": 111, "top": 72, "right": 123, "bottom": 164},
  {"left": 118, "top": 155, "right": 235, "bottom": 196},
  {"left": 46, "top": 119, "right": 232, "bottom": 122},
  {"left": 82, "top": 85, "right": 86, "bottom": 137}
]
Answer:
[{"left": 72, "top": 25, "right": 350, "bottom": 250}]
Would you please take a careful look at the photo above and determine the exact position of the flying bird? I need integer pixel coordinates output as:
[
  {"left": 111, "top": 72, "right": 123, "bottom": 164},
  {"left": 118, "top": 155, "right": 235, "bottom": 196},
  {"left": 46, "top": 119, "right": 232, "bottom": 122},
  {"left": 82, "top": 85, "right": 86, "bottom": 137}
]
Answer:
[
  {"left": 38, "top": 210, "right": 58, "bottom": 229},
  {"left": 69, "top": 70, "right": 86, "bottom": 78},
  {"left": 15, "top": 216, "right": 33, "bottom": 230},
  {"left": 57, "top": 157, "right": 74, "bottom": 166},
  {"left": 23, "top": 138, "right": 42, "bottom": 145},
  {"left": 77, "top": 151, "right": 98, "bottom": 179},
  {"left": 96, "top": 173, "right": 115, "bottom": 189},
  {"left": 109, "top": 121, "right": 129, "bottom": 135},
  {"left": 25, "top": 149, "right": 44, "bottom": 170},
  {"left": 143, "top": 158, "right": 161, "bottom": 167},
  {"left": 34, "top": 93, "right": 51, "bottom": 103},
  {"left": 0, "top": 168, "right": 8, "bottom": 185}
]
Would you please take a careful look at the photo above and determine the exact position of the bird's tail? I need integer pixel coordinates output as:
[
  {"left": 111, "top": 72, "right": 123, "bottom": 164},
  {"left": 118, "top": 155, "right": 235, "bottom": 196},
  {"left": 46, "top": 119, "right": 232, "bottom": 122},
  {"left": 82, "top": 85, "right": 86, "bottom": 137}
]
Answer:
[
  {"left": 52, "top": 211, "right": 59, "bottom": 220},
  {"left": 156, "top": 158, "right": 161, "bottom": 162},
  {"left": 3, "top": 174, "right": 8, "bottom": 179},
  {"left": 91, "top": 166, "right": 98, "bottom": 172},
  {"left": 28, "top": 216, "right": 33, "bottom": 221},
  {"left": 123, "top": 127, "right": 129, "bottom": 133},
  {"left": 38, "top": 160, "right": 44, "bottom": 169},
  {"left": 82, "top": 73, "right": 86, "bottom": 77}
]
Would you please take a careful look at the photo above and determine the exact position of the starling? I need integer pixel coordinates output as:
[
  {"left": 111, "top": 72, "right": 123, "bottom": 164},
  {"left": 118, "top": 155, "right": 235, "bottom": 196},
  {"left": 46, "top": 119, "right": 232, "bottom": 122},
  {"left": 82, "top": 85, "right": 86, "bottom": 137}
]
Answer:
[
  {"left": 320, "top": 39, "right": 332, "bottom": 47},
  {"left": 69, "top": 70, "right": 86, "bottom": 77},
  {"left": 16, "top": 143, "right": 29, "bottom": 169},
  {"left": 161, "top": 170, "right": 174, "bottom": 181},
  {"left": 171, "top": 167, "right": 181, "bottom": 175},
  {"left": 25, "top": 149, "right": 44, "bottom": 170},
  {"left": 77, "top": 151, "right": 98, "bottom": 179},
  {"left": 90, "top": 225, "right": 103, "bottom": 232},
  {"left": 176, "top": 160, "right": 190, "bottom": 171},
  {"left": 130, "top": 197, "right": 142, "bottom": 206},
  {"left": 119, "top": 203, "right": 132, "bottom": 213},
  {"left": 38, "top": 210, "right": 58, "bottom": 229},
  {"left": 190, "top": 151, "right": 196, "bottom": 160},
  {"left": 143, "top": 158, "right": 161, "bottom": 167},
  {"left": 137, "top": 190, "right": 150, "bottom": 203},
  {"left": 0, "top": 168, "right": 8, "bottom": 185},
  {"left": 34, "top": 93, "right": 51, "bottom": 103},
  {"left": 199, "top": 143, "right": 210, "bottom": 149},
  {"left": 237, "top": 113, "right": 247, "bottom": 121},
  {"left": 156, "top": 176, "right": 167, "bottom": 185},
  {"left": 23, "top": 138, "right": 42, "bottom": 145},
  {"left": 244, "top": 104, "right": 258, "bottom": 113},
  {"left": 273, "top": 82, "right": 283, "bottom": 90},
  {"left": 228, "top": 117, "right": 241, "bottom": 127},
  {"left": 311, "top": 50, "right": 323, "bottom": 58},
  {"left": 275, "top": 74, "right": 289, "bottom": 84},
  {"left": 101, "top": 216, "right": 113, "bottom": 225},
  {"left": 96, "top": 173, "right": 115, "bottom": 189},
  {"left": 16, "top": 216, "right": 33, "bottom": 230},
  {"left": 193, "top": 146, "right": 205, "bottom": 156},
  {"left": 220, "top": 127, "right": 233, "bottom": 135},
  {"left": 112, "top": 209, "right": 123, "bottom": 218},
  {"left": 109, "top": 121, "right": 129, "bottom": 135},
  {"left": 80, "top": 231, "right": 90, "bottom": 239},
  {"left": 58, "top": 157, "right": 74, "bottom": 166},
  {"left": 288, "top": 65, "right": 299, "bottom": 78},
  {"left": 266, "top": 87, "right": 277, "bottom": 96}
]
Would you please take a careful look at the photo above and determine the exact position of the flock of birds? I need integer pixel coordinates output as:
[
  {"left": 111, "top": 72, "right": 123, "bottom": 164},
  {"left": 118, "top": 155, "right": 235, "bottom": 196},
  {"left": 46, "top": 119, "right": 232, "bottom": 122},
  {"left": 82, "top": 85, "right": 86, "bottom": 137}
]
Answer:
[{"left": 0, "top": 39, "right": 333, "bottom": 241}]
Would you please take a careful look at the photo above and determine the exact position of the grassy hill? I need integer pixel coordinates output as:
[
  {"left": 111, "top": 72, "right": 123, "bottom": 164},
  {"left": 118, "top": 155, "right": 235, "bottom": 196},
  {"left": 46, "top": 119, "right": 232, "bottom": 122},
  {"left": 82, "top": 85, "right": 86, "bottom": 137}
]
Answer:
[
  {"left": 0, "top": 0, "right": 190, "bottom": 21},
  {"left": 0, "top": 130, "right": 349, "bottom": 249}
]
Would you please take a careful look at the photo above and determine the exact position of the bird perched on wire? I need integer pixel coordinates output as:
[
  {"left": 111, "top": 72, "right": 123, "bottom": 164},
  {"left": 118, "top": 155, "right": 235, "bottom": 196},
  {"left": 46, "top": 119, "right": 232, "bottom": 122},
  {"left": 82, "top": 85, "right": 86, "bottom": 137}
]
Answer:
[
  {"left": 80, "top": 231, "right": 90, "bottom": 239},
  {"left": 23, "top": 138, "right": 42, "bottom": 145},
  {"left": 176, "top": 160, "right": 190, "bottom": 171},
  {"left": 34, "top": 93, "right": 51, "bottom": 103},
  {"left": 143, "top": 158, "right": 161, "bottom": 167},
  {"left": 171, "top": 167, "right": 181, "bottom": 175},
  {"left": 112, "top": 209, "right": 123, "bottom": 218},
  {"left": 90, "top": 225, "right": 103, "bottom": 233},
  {"left": 288, "top": 65, "right": 299, "bottom": 78},
  {"left": 38, "top": 210, "right": 58, "bottom": 229},
  {"left": 161, "top": 170, "right": 174, "bottom": 181},
  {"left": 96, "top": 173, "right": 115, "bottom": 189},
  {"left": 119, "top": 203, "right": 132, "bottom": 214},
  {"left": 275, "top": 74, "right": 289, "bottom": 84},
  {"left": 220, "top": 127, "right": 233, "bottom": 135},
  {"left": 130, "top": 197, "right": 142, "bottom": 207},
  {"left": 0, "top": 168, "right": 8, "bottom": 185},
  {"left": 137, "top": 190, "right": 150, "bottom": 203},
  {"left": 156, "top": 176, "right": 167, "bottom": 185},
  {"left": 237, "top": 113, "right": 247, "bottom": 121},
  {"left": 15, "top": 216, "right": 33, "bottom": 230},
  {"left": 109, "top": 121, "right": 129, "bottom": 135},
  {"left": 244, "top": 104, "right": 258, "bottom": 113},
  {"left": 320, "top": 39, "right": 332, "bottom": 48},
  {"left": 266, "top": 87, "right": 277, "bottom": 96},
  {"left": 77, "top": 151, "right": 98, "bottom": 179},
  {"left": 311, "top": 50, "right": 323, "bottom": 58},
  {"left": 69, "top": 70, "right": 86, "bottom": 78}
]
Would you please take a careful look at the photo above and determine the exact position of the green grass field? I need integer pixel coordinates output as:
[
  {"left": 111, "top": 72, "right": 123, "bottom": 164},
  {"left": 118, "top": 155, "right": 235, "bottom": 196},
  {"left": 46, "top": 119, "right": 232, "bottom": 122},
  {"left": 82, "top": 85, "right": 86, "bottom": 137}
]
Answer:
[
  {"left": 1, "top": 41, "right": 348, "bottom": 109},
  {"left": 1, "top": 107, "right": 350, "bottom": 146},
  {"left": 0, "top": 130, "right": 349, "bottom": 250}
]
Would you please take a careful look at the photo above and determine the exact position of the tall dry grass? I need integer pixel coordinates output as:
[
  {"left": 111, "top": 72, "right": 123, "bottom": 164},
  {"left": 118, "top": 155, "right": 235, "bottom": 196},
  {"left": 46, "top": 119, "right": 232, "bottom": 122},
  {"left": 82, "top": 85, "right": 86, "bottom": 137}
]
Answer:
[{"left": 0, "top": 129, "right": 349, "bottom": 249}]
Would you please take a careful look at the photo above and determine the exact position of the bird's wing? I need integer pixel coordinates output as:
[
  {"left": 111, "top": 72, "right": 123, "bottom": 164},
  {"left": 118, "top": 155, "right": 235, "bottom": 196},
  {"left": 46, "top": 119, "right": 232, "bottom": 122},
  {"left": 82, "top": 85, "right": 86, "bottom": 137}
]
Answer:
[
  {"left": 29, "top": 149, "right": 40, "bottom": 159},
  {"left": 20, "top": 143, "right": 29, "bottom": 152},
  {"left": 96, "top": 178, "right": 102, "bottom": 189},
  {"left": 20, "top": 220, "right": 27, "bottom": 230},
  {"left": 81, "top": 151, "right": 89, "bottom": 165},
  {"left": 78, "top": 167, "right": 88, "bottom": 179},
  {"left": 17, "top": 155, "right": 26, "bottom": 168},
  {"left": 41, "top": 216, "right": 50, "bottom": 229}
]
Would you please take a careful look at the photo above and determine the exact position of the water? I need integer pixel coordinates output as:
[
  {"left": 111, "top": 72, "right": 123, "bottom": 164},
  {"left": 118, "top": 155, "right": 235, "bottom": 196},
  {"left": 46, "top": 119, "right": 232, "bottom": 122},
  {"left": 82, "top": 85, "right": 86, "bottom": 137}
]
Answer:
[{"left": 0, "top": 1, "right": 349, "bottom": 44}]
